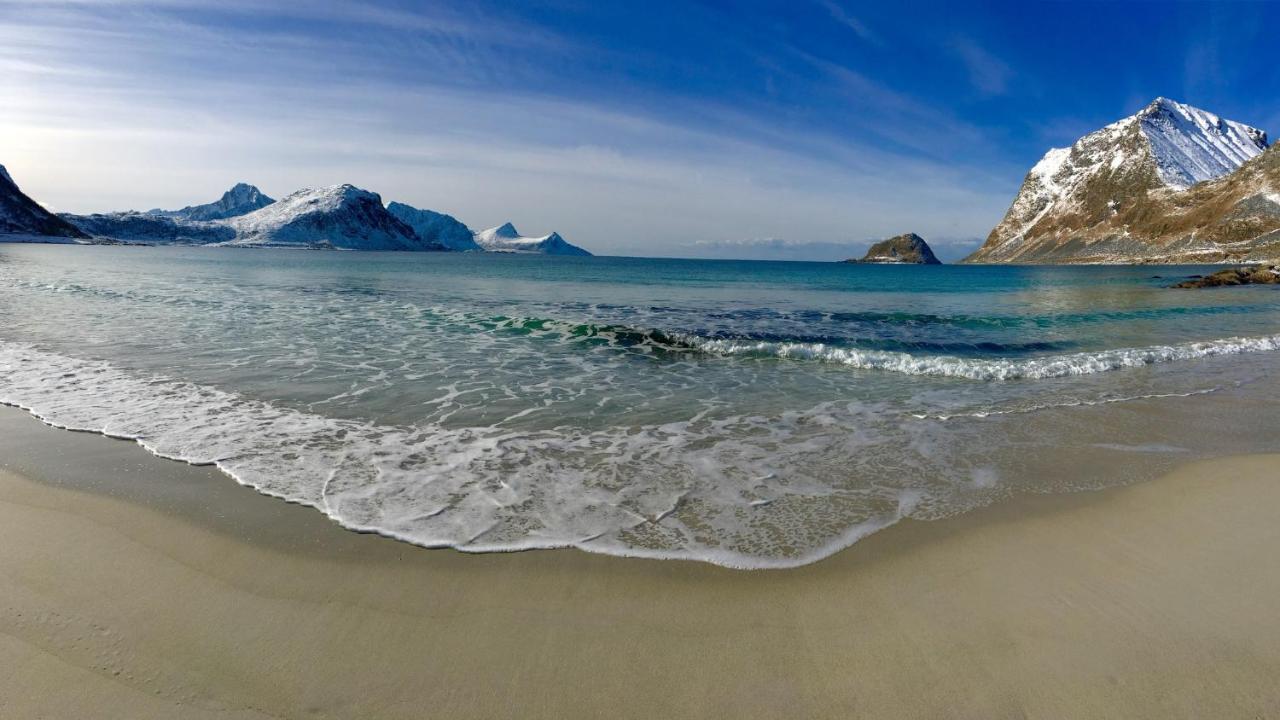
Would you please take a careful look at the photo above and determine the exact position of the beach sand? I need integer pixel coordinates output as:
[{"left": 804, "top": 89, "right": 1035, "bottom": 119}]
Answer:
[{"left": 1, "top": 405, "right": 1277, "bottom": 719}]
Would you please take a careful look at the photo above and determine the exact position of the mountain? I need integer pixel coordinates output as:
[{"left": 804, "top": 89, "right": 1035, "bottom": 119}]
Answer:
[
  {"left": 151, "top": 182, "right": 275, "bottom": 221},
  {"left": 967, "top": 98, "right": 1271, "bottom": 264},
  {"left": 386, "top": 202, "right": 480, "bottom": 251},
  {"left": 0, "top": 164, "right": 88, "bottom": 240},
  {"left": 843, "top": 233, "right": 941, "bottom": 264},
  {"left": 223, "top": 185, "right": 448, "bottom": 250},
  {"left": 60, "top": 211, "right": 235, "bottom": 244},
  {"left": 473, "top": 222, "right": 592, "bottom": 256}
]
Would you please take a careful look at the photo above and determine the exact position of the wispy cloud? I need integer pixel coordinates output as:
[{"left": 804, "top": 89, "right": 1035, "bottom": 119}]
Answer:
[
  {"left": 0, "top": 0, "right": 1018, "bottom": 257},
  {"left": 814, "top": 0, "right": 879, "bottom": 45},
  {"left": 949, "top": 36, "right": 1012, "bottom": 96}
]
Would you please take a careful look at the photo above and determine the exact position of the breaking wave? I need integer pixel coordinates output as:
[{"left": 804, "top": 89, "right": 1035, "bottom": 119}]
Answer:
[
  {"left": 410, "top": 309, "right": 1280, "bottom": 379},
  {"left": 680, "top": 333, "right": 1280, "bottom": 380}
]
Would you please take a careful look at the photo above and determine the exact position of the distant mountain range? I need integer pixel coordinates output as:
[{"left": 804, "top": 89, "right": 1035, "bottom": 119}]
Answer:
[
  {"left": 967, "top": 98, "right": 1278, "bottom": 264},
  {"left": 0, "top": 171, "right": 591, "bottom": 255},
  {"left": 6, "top": 98, "right": 1279, "bottom": 264}
]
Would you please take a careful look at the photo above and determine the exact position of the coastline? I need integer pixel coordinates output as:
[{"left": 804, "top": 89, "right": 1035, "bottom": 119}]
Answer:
[{"left": 2, "top": 405, "right": 1279, "bottom": 718}]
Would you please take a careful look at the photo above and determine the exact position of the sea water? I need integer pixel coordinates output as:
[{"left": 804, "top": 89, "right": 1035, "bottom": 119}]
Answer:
[{"left": 1, "top": 245, "right": 1277, "bottom": 567}]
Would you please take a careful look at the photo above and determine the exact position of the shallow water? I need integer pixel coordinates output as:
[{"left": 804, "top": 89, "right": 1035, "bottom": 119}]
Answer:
[{"left": 1, "top": 245, "right": 1277, "bottom": 567}]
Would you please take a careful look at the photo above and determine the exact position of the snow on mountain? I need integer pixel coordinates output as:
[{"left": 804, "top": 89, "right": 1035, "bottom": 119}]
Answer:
[
  {"left": 967, "top": 98, "right": 1270, "bottom": 263},
  {"left": 223, "top": 185, "right": 448, "bottom": 250},
  {"left": 0, "top": 163, "right": 88, "bottom": 240},
  {"left": 473, "top": 222, "right": 592, "bottom": 256},
  {"left": 151, "top": 182, "right": 275, "bottom": 221},
  {"left": 1141, "top": 99, "right": 1268, "bottom": 189},
  {"left": 386, "top": 202, "right": 480, "bottom": 251},
  {"left": 59, "top": 211, "right": 235, "bottom": 244}
]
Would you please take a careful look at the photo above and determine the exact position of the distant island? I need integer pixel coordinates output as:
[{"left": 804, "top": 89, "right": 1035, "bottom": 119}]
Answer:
[
  {"left": 843, "top": 233, "right": 941, "bottom": 264},
  {"left": 0, "top": 167, "right": 592, "bottom": 256}
]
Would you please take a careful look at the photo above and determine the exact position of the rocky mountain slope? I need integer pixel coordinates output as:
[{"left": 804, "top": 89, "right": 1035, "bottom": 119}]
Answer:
[
  {"left": 967, "top": 98, "right": 1272, "bottom": 264},
  {"left": 386, "top": 202, "right": 480, "bottom": 251},
  {"left": 151, "top": 183, "right": 275, "bottom": 221},
  {"left": 223, "top": 185, "right": 447, "bottom": 250},
  {"left": 843, "top": 233, "right": 940, "bottom": 264},
  {"left": 473, "top": 223, "right": 591, "bottom": 256},
  {"left": 0, "top": 164, "right": 88, "bottom": 240}
]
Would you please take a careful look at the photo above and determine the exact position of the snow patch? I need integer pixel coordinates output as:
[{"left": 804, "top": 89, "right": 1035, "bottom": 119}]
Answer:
[{"left": 1140, "top": 97, "right": 1268, "bottom": 190}]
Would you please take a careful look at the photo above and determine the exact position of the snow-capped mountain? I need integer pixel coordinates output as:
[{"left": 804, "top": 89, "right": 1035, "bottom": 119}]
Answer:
[
  {"left": 223, "top": 185, "right": 448, "bottom": 250},
  {"left": 151, "top": 183, "right": 275, "bottom": 221},
  {"left": 473, "top": 222, "right": 592, "bottom": 256},
  {"left": 386, "top": 202, "right": 480, "bottom": 251},
  {"left": 967, "top": 98, "right": 1270, "bottom": 263},
  {"left": 14, "top": 172, "right": 589, "bottom": 256},
  {"left": 0, "top": 164, "right": 88, "bottom": 240}
]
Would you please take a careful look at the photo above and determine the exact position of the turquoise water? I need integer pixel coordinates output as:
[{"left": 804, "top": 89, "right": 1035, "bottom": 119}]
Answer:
[{"left": 1, "top": 244, "right": 1278, "bottom": 567}]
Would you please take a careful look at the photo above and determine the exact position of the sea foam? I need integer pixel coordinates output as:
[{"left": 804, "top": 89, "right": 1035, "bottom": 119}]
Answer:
[{"left": 2, "top": 333, "right": 1276, "bottom": 568}]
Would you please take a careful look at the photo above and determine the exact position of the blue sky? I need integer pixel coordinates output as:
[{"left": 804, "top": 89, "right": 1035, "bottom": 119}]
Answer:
[{"left": 1, "top": 0, "right": 1276, "bottom": 260}]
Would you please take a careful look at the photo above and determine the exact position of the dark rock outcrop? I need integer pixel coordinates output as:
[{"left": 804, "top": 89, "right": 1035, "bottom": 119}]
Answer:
[
  {"left": 844, "top": 233, "right": 941, "bottom": 264},
  {"left": 1171, "top": 265, "right": 1280, "bottom": 288}
]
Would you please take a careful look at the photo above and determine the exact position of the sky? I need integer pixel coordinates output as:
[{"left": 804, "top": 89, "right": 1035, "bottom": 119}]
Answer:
[{"left": 1, "top": 0, "right": 1277, "bottom": 261}]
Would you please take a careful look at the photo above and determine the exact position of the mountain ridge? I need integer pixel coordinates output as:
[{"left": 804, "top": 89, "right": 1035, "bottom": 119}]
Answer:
[
  {"left": 0, "top": 164, "right": 89, "bottom": 240},
  {"left": 386, "top": 202, "right": 480, "bottom": 251},
  {"left": 151, "top": 182, "right": 275, "bottom": 222},
  {"left": 223, "top": 185, "right": 447, "bottom": 250},
  {"left": 966, "top": 98, "right": 1273, "bottom": 264}
]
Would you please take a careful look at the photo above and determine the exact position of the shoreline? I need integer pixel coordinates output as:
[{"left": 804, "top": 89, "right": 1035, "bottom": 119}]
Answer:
[{"left": 2, "top": 405, "right": 1279, "bottom": 718}]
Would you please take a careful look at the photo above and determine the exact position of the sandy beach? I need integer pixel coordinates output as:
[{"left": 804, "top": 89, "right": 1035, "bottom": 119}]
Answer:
[{"left": 1, "top": 405, "right": 1278, "bottom": 719}]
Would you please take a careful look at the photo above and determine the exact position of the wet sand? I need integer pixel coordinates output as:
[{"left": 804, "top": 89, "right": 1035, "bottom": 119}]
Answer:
[{"left": 1, "top": 406, "right": 1278, "bottom": 719}]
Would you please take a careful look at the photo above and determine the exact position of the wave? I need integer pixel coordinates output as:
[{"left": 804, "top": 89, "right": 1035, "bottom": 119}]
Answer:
[
  {"left": 419, "top": 309, "right": 1280, "bottom": 379},
  {"left": 680, "top": 333, "right": 1280, "bottom": 380}
]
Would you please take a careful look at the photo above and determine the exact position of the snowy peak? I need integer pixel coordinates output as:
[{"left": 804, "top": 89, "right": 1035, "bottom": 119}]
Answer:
[
  {"left": 225, "top": 184, "right": 447, "bottom": 251},
  {"left": 966, "top": 98, "right": 1272, "bottom": 263},
  {"left": 153, "top": 182, "right": 275, "bottom": 221},
  {"left": 1138, "top": 97, "right": 1268, "bottom": 190},
  {"left": 491, "top": 222, "right": 520, "bottom": 238},
  {"left": 212, "top": 182, "right": 273, "bottom": 215},
  {"left": 0, "top": 164, "right": 12, "bottom": 186},
  {"left": 474, "top": 223, "right": 591, "bottom": 256}
]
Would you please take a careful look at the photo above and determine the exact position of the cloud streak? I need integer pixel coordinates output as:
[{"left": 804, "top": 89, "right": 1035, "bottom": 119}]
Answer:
[{"left": 949, "top": 36, "right": 1013, "bottom": 96}]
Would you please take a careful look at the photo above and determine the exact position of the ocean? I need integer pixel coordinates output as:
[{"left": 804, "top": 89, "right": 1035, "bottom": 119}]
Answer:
[{"left": 1, "top": 244, "right": 1277, "bottom": 568}]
